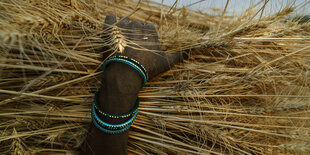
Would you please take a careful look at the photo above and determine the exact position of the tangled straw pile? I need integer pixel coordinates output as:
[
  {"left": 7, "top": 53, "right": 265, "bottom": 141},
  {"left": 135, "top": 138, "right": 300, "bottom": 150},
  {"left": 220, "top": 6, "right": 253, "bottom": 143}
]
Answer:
[{"left": 0, "top": 0, "right": 310, "bottom": 154}]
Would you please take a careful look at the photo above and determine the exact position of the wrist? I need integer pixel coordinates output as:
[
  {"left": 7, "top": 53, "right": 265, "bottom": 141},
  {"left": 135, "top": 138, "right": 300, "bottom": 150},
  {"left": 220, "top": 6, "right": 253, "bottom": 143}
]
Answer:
[
  {"left": 80, "top": 63, "right": 140, "bottom": 155},
  {"left": 99, "top": 62, "right": 142, "bottom": 115}
]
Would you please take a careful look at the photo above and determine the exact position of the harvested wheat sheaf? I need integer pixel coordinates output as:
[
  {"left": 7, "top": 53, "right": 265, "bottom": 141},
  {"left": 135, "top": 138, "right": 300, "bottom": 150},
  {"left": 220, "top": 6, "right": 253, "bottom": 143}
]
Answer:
[{"left": 0, "top": 0, "right": 310, "bottom": 154}]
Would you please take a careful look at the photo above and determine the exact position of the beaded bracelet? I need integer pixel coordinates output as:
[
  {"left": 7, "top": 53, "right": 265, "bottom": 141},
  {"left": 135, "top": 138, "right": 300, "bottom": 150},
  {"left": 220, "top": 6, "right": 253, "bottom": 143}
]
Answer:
[
  {"left": 95, "top": 56, "right": 145, "bottom": 133},
  {"left": 109, "top": 55, "right": 148, "bottom": 80},
  {"left": 92, "top": 104, "right": 138, "bottom": 129},
  {"left": 103, "top": 56, "right": 147, "bottom": 86},
  {"left": 92, "top": 114, "right": 135, "bottom": 134},
  {"left": 93, "top": 93, "right": 139, "bottom": 119}
]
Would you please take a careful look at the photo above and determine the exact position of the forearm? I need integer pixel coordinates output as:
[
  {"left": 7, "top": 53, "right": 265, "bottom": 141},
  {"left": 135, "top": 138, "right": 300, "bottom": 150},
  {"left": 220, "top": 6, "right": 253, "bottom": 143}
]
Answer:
[{"left": 80, "top": 63, "right": 141, "bottom": 155}]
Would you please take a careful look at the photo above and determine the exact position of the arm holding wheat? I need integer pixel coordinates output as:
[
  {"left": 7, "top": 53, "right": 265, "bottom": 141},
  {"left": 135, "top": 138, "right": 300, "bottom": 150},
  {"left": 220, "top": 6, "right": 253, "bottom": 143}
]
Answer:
[{"left": 79, "top": 14, "right": 185, "bottom": 155}]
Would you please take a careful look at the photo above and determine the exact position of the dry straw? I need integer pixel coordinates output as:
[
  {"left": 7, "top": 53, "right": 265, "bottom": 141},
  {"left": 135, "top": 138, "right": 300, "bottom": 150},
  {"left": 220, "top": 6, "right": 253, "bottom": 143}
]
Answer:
[{"left": 0, "top": 0, "right": 310, "bottom": 154}]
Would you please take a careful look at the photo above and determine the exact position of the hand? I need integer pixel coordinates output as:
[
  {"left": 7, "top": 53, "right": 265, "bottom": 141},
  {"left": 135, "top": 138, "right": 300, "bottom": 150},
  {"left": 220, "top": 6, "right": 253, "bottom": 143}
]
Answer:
[{"left": 103, "top": 13, "right": 186, "bottom": 79}]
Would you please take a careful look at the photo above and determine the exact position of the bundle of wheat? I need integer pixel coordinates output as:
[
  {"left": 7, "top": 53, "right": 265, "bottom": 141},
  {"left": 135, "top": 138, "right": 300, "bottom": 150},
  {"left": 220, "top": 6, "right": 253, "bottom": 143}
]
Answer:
[{"left": 0, "top": 0, "right": 309, "bottom": 154}]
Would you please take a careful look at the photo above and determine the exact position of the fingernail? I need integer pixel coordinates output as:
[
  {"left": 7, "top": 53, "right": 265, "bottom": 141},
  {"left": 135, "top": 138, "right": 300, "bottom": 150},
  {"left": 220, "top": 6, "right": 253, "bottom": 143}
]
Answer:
[
  {"left": 130, "top": 20, "right": 143, "bottom": 29},
  {"left": 120, "top": 16, "right": 130, "bottom": 23},
  {"left": 105, "top": 13, "right": 117, "bottom": 26},
  {"left": 144, "top": 23, "right": 156, "bottom": 30}
]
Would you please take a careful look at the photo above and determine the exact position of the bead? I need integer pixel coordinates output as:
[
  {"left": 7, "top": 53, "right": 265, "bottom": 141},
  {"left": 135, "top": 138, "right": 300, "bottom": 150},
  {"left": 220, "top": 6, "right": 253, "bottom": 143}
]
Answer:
[
  {"left": 92, "top": 112, "right": 135, "bottom": 134},
  {"left": 103, "top": 56, "right": 148, "bottom": 86},
  {"left": 93, "top": 93, "right": 139, "bottom": 119},
  {"left": 110, "top": 55, "right": 148, "bottom": 80},
  {"left": 92, "top": 104, "right": 138, "bottom": 129}
]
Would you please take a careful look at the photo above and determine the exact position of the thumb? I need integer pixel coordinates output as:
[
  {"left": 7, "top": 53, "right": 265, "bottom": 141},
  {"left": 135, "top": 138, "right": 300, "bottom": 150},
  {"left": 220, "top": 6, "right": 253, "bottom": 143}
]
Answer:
[{"left": 166, "top": 51, "right": 188, "bottom": 67}]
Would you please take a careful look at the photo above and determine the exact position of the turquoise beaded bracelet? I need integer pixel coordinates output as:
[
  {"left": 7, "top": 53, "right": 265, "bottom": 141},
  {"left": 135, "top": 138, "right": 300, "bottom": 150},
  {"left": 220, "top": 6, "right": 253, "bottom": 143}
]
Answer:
[
  {"left": 92, "top": 115, "right": 135, "bottom": 134},
  {"left": 91, "top": 109, "right": 137, "bottom": 134},
  {"left": 103, "top": 56, "right": 148, "bottom": 86},
  {"left": 93, "top": 55, "right": 145, "bottom": 133},
  {"left": 92, "top": 103, "right": 138, "bottom": 129},
  {"left": 93, "top": 93, "right": 139, "bottom": 119},
  {"left": 109, "top": 55, "right": 148, "bottom": 80}
]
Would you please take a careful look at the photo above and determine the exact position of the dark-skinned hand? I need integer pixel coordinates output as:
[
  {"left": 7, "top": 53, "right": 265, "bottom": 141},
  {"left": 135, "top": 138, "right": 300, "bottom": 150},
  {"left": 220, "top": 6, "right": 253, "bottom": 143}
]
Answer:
[{"left": 79, "top": 14, "right": 186, "bottom": 155}]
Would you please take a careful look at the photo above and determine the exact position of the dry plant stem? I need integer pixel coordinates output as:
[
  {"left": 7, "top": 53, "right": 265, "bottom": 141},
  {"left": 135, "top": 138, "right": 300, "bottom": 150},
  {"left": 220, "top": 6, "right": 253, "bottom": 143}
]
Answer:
[
  {"left": 1, "top": 0, "right": 310, "bottom": 154},
  {"left": 0, "top": 72, "right": 101, "bottom": 105},
  {"left": 0, "top": 89, "right": 84, "bottom": 103},
  {"left": 215, "top": 0, "right": 230, "bottom": 36}
]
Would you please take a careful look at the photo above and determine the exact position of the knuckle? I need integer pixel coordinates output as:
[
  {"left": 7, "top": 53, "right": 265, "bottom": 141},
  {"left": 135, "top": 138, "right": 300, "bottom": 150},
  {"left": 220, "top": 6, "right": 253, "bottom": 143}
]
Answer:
[
  {"left": 144, "top": 23, "right": 155, "bottom": 30},
  {"left": 105, "top": 13, "right": 117, "bottom": 25},
  {"left": 130, "top": 20, "right": 143, "bottom": 28}
]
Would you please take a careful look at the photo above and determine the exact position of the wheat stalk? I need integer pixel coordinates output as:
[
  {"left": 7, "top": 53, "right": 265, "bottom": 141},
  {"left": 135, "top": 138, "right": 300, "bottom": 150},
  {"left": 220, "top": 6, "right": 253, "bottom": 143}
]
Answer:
[{"left": 0, "top": 0, "right": 309, "bottom": 154}]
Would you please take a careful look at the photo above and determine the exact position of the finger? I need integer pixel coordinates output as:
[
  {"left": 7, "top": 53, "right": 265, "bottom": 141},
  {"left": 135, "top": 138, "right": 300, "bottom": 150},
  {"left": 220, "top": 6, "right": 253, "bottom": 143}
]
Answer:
[
  {"left": 129, "top": 20, "right": 143, "bottom": 29},
  {"left": 120, "top": 16, "right": 130, "bottom": 23},
  {"left": 144, "top": 23, "right": 156, "bottom": 32},
  {"left": 127, "top": 20, "right": 144, "bottom": 41},
  {"left": 101, "top": 14, "right": 117, "bottom": 59},
  {"left": 104, "top": 13, "right": 117, "bottom": 28},
  {"left": 147, "top": 52, "right": 185, "bottom": 78},
  {"left": 117, "top": 16, "right": 130, "bottom": 28},
  {"left": 143, "top": 23, "right": 160, "bottom": 50},
  {"left": 166, "top": 52, "right": 185, "bottom": 67}
]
